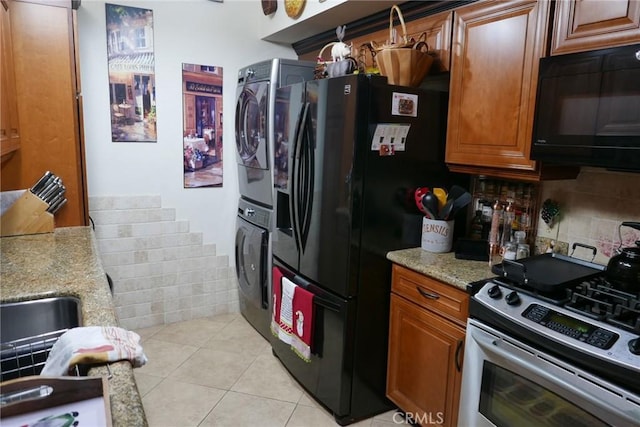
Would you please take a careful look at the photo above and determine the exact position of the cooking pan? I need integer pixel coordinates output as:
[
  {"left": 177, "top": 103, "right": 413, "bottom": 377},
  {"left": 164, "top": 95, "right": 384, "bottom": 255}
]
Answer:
[{"left": 492, "top": 243, "right": 605, "bottom": 292}]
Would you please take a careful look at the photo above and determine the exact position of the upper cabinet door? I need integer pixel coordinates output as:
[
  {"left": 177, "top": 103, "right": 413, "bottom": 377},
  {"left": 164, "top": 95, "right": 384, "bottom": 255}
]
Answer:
[
  {"left": 445, "top": 0, "right": 550, "bottom": 172},
  {"left": 552, "top": 0, "right": 640, "bottom": 55},
  {"left": 0, "top": 0, "right": 20, "bottom": 163}
]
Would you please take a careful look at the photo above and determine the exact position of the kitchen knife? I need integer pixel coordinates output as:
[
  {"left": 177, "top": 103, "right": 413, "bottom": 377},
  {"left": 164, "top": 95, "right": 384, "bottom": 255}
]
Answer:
[
  {"left": 43, "top": 184, "right": 65, "bottom": 205},
  {"left": 45, "top": 191, "right": 65, "bottom": 210},
  {"left": 34, "top": 174, "right": 56, "bottom": 198},
  {"left": 47, "top": 197, "right": 67, "bottom": 214},
  {"left": 30, "top": 171, "right": 53, "bottom": 195},
  {"left": 39, "top": 178, "right": 61, "bottom": 204}
]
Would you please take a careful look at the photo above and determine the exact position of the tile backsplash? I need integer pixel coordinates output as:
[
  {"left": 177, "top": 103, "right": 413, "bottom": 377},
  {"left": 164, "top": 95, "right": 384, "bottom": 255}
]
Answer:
[
  {"left": 89, "top": 195, "right": 238, "bottom": 330},
  {"left": 537, "top": 168, "right": 640, "bottom": 265}
]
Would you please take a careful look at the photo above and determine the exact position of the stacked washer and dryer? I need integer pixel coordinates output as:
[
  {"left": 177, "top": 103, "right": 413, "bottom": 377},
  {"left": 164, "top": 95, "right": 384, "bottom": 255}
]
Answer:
[{"left": 234, "top": 59, "right": 315, "bottom": 339}]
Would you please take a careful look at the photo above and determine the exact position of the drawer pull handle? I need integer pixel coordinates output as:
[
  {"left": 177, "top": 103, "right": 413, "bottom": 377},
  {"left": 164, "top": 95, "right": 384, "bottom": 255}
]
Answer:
[{"left": 416, "top": 286, "right": 440, "bottom": 300}]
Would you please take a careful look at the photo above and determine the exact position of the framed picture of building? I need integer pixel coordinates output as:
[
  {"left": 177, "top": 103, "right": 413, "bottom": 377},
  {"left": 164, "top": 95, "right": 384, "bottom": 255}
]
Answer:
[
  {"left": 182, "top": 63, "right": 223, "bottom": 188},
  {"left": 106, "top": 3, "right": 156, "bottom": 142}
]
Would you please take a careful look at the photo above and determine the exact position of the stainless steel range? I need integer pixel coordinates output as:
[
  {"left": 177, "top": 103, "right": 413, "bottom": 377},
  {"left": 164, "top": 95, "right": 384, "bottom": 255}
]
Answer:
[{"left": 459, "top": 248, "right": 640, "bottom": 427}]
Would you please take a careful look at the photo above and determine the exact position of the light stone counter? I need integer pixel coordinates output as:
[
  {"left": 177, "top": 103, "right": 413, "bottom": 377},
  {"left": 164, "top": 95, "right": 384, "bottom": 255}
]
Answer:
[
  {"left": 387, "top": 247, "right": 495, "bottom": 291},
  {"left": 1, "top": 227, "right": 147, "bottom": 427}
]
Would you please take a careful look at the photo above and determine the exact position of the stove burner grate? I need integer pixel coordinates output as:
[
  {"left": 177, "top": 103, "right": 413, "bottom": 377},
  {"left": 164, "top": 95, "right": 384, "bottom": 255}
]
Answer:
[
  {"left": 568, "top": 278, "right": 640, "bottom": 334},
  {"left": 608, "top": 302, "right": 640, "bottom": 334},
  {"left": 565, "top": 293, "right": 615, "bottom": 320}
]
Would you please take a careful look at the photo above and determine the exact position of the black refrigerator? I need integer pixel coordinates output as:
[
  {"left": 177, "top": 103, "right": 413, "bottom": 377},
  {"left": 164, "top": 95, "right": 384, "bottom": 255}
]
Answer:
[{"left": 271, "top": 74, "right": 463, "bottom": 425}]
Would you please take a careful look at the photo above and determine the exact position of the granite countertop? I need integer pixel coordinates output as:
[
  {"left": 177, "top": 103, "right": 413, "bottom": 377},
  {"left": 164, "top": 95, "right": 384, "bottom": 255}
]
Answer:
[
  {"left": 1, "top": 227, "right": 147, "bottom": 427},
  {"left": 387, "top": 247, "right": 495, "bottom": 290}
]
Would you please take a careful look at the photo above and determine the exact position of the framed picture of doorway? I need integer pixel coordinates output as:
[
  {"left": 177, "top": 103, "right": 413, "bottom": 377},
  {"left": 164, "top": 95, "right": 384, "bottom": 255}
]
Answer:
[
  {"left": 106, "top": 3, "right": 157, "bottom": 142},
  {"left": 182, "top": 63, "right": 224, "bottom": 188}
]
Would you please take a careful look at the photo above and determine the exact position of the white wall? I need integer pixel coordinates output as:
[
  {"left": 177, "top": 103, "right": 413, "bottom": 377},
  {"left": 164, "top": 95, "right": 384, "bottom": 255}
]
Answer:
[{"left": 77, "top": 0, "right": 297, "bottom": 263}]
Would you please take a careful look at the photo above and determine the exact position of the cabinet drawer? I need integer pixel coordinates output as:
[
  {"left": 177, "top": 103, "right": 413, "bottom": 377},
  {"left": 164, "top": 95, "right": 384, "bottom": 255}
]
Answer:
[{"left": 391, "top": 264, "right": 469, "bottom": 326}]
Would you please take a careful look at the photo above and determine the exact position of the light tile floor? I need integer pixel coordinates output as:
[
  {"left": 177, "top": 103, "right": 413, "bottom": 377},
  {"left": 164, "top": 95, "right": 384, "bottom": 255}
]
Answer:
[{"left": 134, "top": 313, "right": 410, "bottom": 427}]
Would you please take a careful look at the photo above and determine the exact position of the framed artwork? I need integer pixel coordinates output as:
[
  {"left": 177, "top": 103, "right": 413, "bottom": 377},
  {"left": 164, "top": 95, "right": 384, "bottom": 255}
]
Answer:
[
  {"left": 106, "top": 4, "right": 157, "bottom": 142},
  {"left": 182, "top": 63, "right": 224, "bottom": 188}
]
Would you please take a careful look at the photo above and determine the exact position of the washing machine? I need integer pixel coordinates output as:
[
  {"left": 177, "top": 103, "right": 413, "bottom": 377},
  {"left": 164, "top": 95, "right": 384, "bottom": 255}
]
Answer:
[
  {"left": 235, "top": 59, "right": 314, "bottom": 338},
  {"left": 235, "top": 198, "right": 272, "bottom": 339}
]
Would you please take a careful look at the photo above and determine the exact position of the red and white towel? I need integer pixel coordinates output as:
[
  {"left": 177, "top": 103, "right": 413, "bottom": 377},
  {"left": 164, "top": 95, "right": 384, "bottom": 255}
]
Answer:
[
  {"left": 279, "top": 277, "right": 296, "bottom": 344},
  {"left": 291, "top": 285, "right": 314, "bottom": 362},
  {"left": 270, "top": 267, "right": 283, "bottom": 337},
  {"left": 271, "top": 267, "right": 315, "bottom": 362}
]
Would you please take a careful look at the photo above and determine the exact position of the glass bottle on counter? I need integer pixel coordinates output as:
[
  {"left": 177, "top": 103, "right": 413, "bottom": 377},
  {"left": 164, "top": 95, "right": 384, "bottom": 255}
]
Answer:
[
  {"left": 514, "top": 230, "right": 530, "bottom": 260},
  {"left": 503, "top": 240, "right": 517, "bottom": 261},
  {"left": 501, "top": 200, "right": 516, "bottom": 249},
  {"left": 489, "top": 200, "right": 503, "bottom": 266}
]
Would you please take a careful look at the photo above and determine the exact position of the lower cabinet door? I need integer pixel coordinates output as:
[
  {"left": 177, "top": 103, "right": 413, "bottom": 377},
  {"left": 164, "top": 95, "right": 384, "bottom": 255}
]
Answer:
[{"left": 387, "top": 293, "right": 465, "bottom": 427}]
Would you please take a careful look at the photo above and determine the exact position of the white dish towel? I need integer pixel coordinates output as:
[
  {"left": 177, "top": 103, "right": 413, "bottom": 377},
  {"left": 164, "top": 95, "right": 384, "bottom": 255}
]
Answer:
[
  {"left": 40, "top": 326, "right": 148, "bottom": 376},
  {"left": 278, "top": 277, "right": 296, "bottom": 344}
]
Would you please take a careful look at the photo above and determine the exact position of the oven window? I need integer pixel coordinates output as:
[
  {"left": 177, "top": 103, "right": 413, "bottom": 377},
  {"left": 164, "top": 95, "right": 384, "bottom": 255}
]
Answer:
[{"left": 478, "top": 362, "right": 609, "bottom": 427}]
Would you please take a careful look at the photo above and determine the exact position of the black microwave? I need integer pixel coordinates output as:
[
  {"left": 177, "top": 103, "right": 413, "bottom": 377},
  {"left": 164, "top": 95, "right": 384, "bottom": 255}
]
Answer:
[{"left": 531, "top": 43, "right": 640, "bottom": 172}]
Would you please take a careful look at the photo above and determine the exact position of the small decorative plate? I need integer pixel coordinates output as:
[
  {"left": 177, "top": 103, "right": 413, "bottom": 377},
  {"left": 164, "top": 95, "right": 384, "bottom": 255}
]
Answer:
[
  {"left": 261, "top": 0, "right": 277, "bottom": 15},
  {"left": 284, "top": 0, "right": 305, "bottom": 18}
]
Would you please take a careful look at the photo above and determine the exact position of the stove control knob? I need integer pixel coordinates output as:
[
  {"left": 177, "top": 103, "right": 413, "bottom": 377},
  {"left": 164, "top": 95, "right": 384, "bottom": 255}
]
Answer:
[
  {"left": 505, "top": 291, "right": 521, "bottom": 306},
  {"left": 629, "top": 338, "right": 640, "bottom": 355},
  {"left": 488, "top": 285, "right": 502, "bottom": 299}
]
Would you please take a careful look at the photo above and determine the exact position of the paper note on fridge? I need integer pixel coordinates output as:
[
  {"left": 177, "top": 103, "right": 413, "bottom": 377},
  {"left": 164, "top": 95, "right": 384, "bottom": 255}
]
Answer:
[{"left": 371, "top": 124, "right": 411, "bottom": 152}]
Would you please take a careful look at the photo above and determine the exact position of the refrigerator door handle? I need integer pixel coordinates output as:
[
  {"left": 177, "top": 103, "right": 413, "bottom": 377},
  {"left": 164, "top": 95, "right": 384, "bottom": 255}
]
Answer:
[
  {"left": 292, "top": 102, "right": 310, "bottom": 253},
  {"left": 314, "top": 296, "right": 341, "bottom": 313},
  {"left": 298, "top": 105, "right": 314, "bottom": 252},
  {"left": 292, "top": 274, "right": 341, "bottom": 313}
]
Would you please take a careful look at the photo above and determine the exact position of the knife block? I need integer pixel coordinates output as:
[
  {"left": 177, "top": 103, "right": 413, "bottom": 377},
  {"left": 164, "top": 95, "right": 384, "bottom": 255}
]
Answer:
[{"left": 0, "top": 190, "right": 54, "bottom": 237}]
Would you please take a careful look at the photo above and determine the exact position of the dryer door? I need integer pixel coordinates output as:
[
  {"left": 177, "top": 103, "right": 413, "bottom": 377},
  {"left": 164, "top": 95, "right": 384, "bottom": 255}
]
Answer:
[
  {"left": 235, "top": 81, "right": 269, "bottom": 169},
  {"left": 235, "top": 216, "right": 269, "bottom": 310}
]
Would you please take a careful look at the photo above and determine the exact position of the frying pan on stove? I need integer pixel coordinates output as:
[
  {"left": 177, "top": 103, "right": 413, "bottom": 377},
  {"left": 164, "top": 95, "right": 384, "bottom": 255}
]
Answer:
[{"left": 491, "top": 243, "right": 606, "bottom": 292}]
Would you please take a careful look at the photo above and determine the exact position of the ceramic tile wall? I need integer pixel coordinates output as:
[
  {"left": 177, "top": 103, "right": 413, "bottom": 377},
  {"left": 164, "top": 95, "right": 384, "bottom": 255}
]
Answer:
[
  {"left": 537, "top": 168, "right": 640, "bottom": 265},
  {"left": 89, "top": 195, "right": 238, "bottom": 330}
]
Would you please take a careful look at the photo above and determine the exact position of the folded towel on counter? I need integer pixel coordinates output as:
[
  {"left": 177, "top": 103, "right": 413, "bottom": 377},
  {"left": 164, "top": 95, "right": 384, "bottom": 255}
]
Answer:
[
  {"left": 40, "top": 326, "right": 148, "bottom": 376},
  {"left": 291, "top": 285, "right": 315, "bottom": 362},
  {"left": 278, "top": 277, "right": 296, "bottom": 344},
  {"left": 270, "top": 267, "right": 284, "bottom": 337}
]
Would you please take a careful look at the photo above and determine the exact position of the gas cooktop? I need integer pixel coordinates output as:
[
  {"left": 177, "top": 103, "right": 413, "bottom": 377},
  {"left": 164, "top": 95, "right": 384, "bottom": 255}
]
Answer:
[
  {"left": 485, "top": 274, "right": 640, "bottom": 336},
  {"left": 470, "top": 274, "right": 640, "bottom": 358}
]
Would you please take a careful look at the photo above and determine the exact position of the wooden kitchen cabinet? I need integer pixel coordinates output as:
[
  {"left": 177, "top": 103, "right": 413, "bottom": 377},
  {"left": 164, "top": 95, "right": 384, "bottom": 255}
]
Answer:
[
  {"left": 0, "top": 0, "right": 88, "bottom": 228},
  {"left": 0, "top": 0, "right": 20, "bottom": 164},
  {"left": 387, "top": 264, "right": 468, "bottom": 427},
  {"left": 551, "top": 0, "right": 640, "bottom": 55},
  {"left": 444, "top": 0, "right": 572, "bottom": 181}
]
